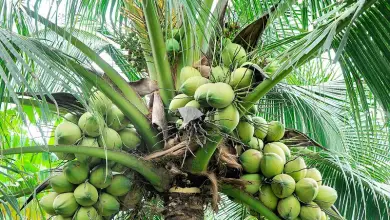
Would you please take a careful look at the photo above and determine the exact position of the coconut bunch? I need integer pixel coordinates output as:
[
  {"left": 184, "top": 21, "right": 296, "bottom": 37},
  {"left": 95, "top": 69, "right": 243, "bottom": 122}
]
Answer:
[
  {"left": 38, "top": 161, "right": 133, "bottom": 219},
  {"left": 236, "top": 119, "right": 338, "bottom": 220},
  {"left": 54, "top": 90, "right": 142, "bottom": 162}
]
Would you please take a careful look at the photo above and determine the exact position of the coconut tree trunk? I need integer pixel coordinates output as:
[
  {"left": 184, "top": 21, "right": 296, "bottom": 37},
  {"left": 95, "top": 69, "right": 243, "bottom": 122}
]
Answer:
[{"left": 163, "top": 191, "right": 205, "bottom": 220}]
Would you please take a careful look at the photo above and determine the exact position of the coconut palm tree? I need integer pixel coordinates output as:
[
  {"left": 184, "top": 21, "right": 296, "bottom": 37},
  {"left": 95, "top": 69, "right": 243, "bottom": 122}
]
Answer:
[{"left": 0, "top": 0, "right": 389, "bottom": 219}]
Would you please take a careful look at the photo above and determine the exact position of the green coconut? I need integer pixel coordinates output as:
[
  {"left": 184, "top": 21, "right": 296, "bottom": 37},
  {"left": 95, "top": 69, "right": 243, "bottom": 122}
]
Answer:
[
  {"left": 252, "top": 117, "right": 268, "bottom": 140},
  {"left": 277, "top": 195, "right": 301, "bottom": 220},
  {"left": 320, "top": 211, "right": 327, "bottom": 220},
  {"left": 214, "top": 104, "right": 240, "bottom": 133},
  {"left": 74, "top": 206, "right": 102, "bottom": 220},
  {"left": 119, "top": 128, "right": 141, "bottom": 150},
  {"left": 295, "top": 178, "right": 319, "bottom": 203},
  {"left": 236, "top": 121, "right": 254, "bottom": 143},
  {"left": 74, "top": 182, "right": 99, "bottom": 206},
  {"left": 239, "top": 149, "right": 263, "bottom": 173},
  {"left": 222, "top": 43, "right": 247, "bottom": 67},
  {"left": 111, "top": 162, "right": 127, "bottom": 173},
  {"left": 39, "top": 192, "right": 58, "bottom": 215},
  {"left": 266, "top": 121, "right": 285, "bottom": 142},
  {"left": 98, "top": 127, "right": 123, "bottom": 150},
  {"left": 185, "top": 100, "right": 201, "bottom": 109},
  {"left": 180, "top": 76, "right": 209, "bottom": 96},
  {"left": 50, "top": 173, "right": 76, "bottom": 193},
  {"left": 64, "top": 113, "right": 79, "bottom": 124},
  {"left": 52, "top": 216, "right": 72, "bottom": 220},
  {"left": 271, "top": 174, "right": 296, "bottom": 199},
  {"left": 106, "top": 175, "right": 133, "bottom": 196},
  {"left": 259, "top": 185, "right": 279, "bottom": 211},
  {"left": 300, "top": 202, "right": 322, "bottom": 220},
  {"left": 169, "top": 94, "right": 193, "bottom": 111},
  {"left": 76, "top": 137, "right": 101, "bottom": 165},
  {"left": 273, "top": 142, "right": 291, "bottom": 158},
  {"left": 205, "top": 82, "right": 235, "bottom": 108},
  {"left": 247, "top": 137, "right": 264, "bottom": 150},
  {"left": 78, "top": 112, "right": 104, "bottom": 137},
  {"left": 89, "top": 90, "right": 113, "bottom": 115},
  {"left": 94, "top": 193, "right": 120, "bottom": 216},
  {"left": 314, "top": 186, "right": 338, "bottom": 209},
  {"left": 90, "top": 165, "right": 113, "bottom": 189},
  {"left": 284, "top": 157, "right": 307, "bottom": 182},
  {"left": 53, "top": 193, "right": 79, "bottom": 217},
  {"left": 106, "top": 105, "right": 130, "bottom": 131},
  {"left": 179, "top": 66, "right": 202, "bottom": 85},
  {"left": 240, "top": 174, "right": 262, "bottom": 194},
  {"left": 194, "top": 83, "right": 214, "bottom": 106},
  {"left": 260, "top": 153, "right": 284, "bottom": 178},
  {"left": 305, "top": 168, "right": 322, "bottom": 186},
  {"left": 228, "top": 68, "right": 254, "bottom": 89},
  {"left": 263, "top": 143, "right": 286, "bottom": 164},
  {"left": 63, "top": 161, "right": 89, "bottom": 185},
  {"left": 210, "top": 66, "right": 229, "bottom": 82},
  {"left": 166, "top": 38, "right": 180, "bottom": 52},
  {"left": 55, "top": 121, "right": 82, "bottom": 160}
]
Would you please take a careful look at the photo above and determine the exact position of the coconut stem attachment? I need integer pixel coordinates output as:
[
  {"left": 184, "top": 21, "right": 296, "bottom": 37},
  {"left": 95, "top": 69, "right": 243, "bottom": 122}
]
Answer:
[{"left": 1, "top": 146, "right": 170, "bottom": 192}]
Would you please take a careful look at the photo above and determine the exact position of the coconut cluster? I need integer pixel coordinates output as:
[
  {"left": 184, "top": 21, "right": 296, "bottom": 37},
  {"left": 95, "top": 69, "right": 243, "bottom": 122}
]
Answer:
[
  {"left": 238, "top": 119, "right": 338, "bottom": 220},
  {"left": 38, "top": 91, "right": 140, "bottom": 219}
]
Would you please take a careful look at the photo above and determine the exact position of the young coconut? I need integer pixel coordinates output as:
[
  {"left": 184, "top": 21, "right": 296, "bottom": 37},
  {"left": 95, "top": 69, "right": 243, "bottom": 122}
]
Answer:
[
  {"left": 260, "top": 153, "right": 284, "bottom": 178},
  {"left": 64, "top": 113, "right": 79, "bottom": 124},
  {"left": 295, "top": 178, "right": 319, "bottom": 203},
  {"left": 78, "top": 112, "right": 104, "bottom": 137},
  {"left": 271, "top": 174, "right": 296, "bottom": 198},
  {"left": 210, "top": 66, "right": 229, "bottom": 82},
  {"left": 106, "top": 175, "right": 133, "bottom": 196},
  {"left": 205, "top": 82, "right": 235, "bottom": 108},
  {"left": 98, "top": 127, "right": 123, "bottom": 150},
  {"left": 299, "top": 202, "right": 322, "bottom": 220},
  {"left": 263, "top": 143, "right": 286, "bottom": 164},
  {"left": 63, "top": 161, "right": 89, "bottom": 184},
  {"left": 247, "top": 137, "right": 264, "bottom": 150},
  {"left": 277, "top": 195, "right": 301, "bottom": 220},
  {"left": 222, "top": 43, "right": 247, "bottom": 67},
  {"left": 239, "top": 149, "right": 263, "bottom": 173},
  {"left": 320, "top": 211, "right": 327, "bottom": 220},
  {"left": 236, "top": 120, "right": 255, "bottom": 143},
  {"left": 90, "top": 165, "right": 113, "bottom": 189},
  {"left": 284, "top": 157, "right": 307, "bottom": 182},
  {"left": 50, "top": 173, "right": 76, "bottom": 193},
  {"left": 74, "top": 206, "right": 102, "bottom": 220},
  {"left": 52, "top": 216, "right": 72, "bottom": 220},
  {"left": 214, "top": 104, "right": 240, "bottom": 133},
  {"left": 107, "top": 105, "right": 130, "bottom": 131},
  {"left": 259, "top": 185, "right": 279, "bottom": 211},
  {"left": 314, "top": 186, "right": 338, "bottom": 209},
  {"left": 168, "top": 94, "right": 193, "bottom": 111},
  {"left": 240, "top": 174, "right": 262, "bottom": 194},
  {"left": 39, "top": 192, "right": 58, "bottom": 215},
  {"left": 185, "top": 100, "right": 201, "bottom": 109},
  {"left": 74, "top": 182, "right": 99, "bottom": 206},
  {"left": 89, "top": 90, "right": 113, "bottom": 115},
  {"left": 94, "top": 193, "right": 120, "bottom": 216},
  {"left": 305, "top": 168, "right": 322, "bottom": 186},
  {"left": 252, "top": 117, "right": 268, "bottom": 139},
  {"left": 180, "top": 76, "right": 209, "bottom": 96},
  {"left": 55, "top": 121, "right": 82, "bottom": 160},
  {"left": 266, "top": 121, "right": 285, "bottom": 142},
  {"left": 119, "top": 128, "right": 141, "bottom": 150},
  {"left": 228, "top": 68, "right": 254, "bottom": 89},
  {"left": 194, "top": 83, "right": 214, "bottom": 106},
  {"left": 53, "top": 193, "right": 79, "bottom": 217},
  {"left": 165, "top": 38, "right": 180, "bottom": 53},
  {"left": 179, "top": 66, "right": 202, "bottom": 85},
  {"left": 76, "top": 137, "right": 101, "bottom": 166},
  {"left": 272, "top": 142, "right": 291, "bottom": 158}
]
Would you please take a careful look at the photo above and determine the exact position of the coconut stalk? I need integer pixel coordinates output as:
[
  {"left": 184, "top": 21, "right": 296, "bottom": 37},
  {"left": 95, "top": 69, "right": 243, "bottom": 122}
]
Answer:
[
  {"left": 23, "top": 7, "right": 148, "bottom": 115},
  {"left": 190, "top": 135, "right": 222, "bottom": 173},
  {"left": 0, "top": 146, "right": 170, "bottom": 192},
  {"left": 141, "top": 0, "right": 175, "bottom": 106},
  {"left": 221, "top": 184, "right": 281, "bottom": 220},
  {"left": 65, "top": 58, "right": 163, "bottom": 151}
]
